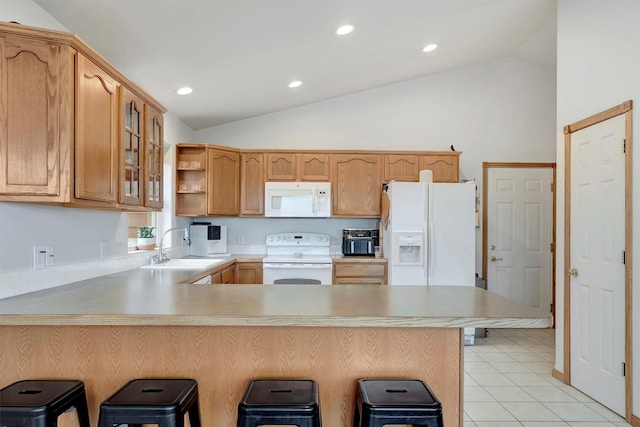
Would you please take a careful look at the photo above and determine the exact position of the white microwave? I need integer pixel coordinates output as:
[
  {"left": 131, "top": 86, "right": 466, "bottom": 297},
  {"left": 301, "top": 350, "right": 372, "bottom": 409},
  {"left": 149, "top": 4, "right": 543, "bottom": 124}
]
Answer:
[{"left": 264, "top": 182, "right": 331, "bottom": 217}]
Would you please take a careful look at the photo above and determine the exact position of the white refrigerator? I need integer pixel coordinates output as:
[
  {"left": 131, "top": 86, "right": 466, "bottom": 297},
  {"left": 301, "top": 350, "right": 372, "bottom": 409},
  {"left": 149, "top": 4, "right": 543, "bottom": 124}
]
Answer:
[{"left": 382, "top": 180, "right": 477, "bottom": 343}]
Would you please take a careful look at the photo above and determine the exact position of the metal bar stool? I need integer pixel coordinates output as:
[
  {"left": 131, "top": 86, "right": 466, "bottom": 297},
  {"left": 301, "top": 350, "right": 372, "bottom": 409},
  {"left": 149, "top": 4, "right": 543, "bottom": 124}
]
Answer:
[
  {"left": 353, "top": 379, "right": 443, "bottom": 427},
  {"left": 237, "top": 379, "right": 321, "bottom": 427},
  {"left": 97, "top": 378, "right": 201, "bottom": 427},
  {"left": 0, "top": 379, "right": 91, "bottom": 427}
]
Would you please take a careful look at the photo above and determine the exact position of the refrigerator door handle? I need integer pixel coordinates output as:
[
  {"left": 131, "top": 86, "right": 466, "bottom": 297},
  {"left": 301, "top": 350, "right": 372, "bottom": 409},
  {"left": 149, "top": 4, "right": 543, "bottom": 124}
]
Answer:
[{"left": 424, "top": 222, "right": 430, "bottom": 285}]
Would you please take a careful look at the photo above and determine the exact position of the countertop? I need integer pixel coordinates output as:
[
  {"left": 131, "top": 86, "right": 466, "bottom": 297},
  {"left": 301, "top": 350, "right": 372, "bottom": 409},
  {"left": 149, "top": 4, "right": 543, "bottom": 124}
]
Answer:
[{"left": 0, "top": 263, "right": 551, "bottom": 328}]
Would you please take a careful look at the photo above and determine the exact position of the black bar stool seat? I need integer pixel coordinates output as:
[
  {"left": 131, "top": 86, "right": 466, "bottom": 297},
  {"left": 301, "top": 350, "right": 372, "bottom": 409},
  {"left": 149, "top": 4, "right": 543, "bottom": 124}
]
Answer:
[
  {"left": 237, "top": 379, "right": 321, "bottom": 427},
  {"left": 98, "top": 378, "right": 201, "bottom": 427},
  {"left": 353, "top": 379, "right": 443, "bottom": 427},
  {"left": 0, "top": 379, "right": 90, "bottom": 427}
]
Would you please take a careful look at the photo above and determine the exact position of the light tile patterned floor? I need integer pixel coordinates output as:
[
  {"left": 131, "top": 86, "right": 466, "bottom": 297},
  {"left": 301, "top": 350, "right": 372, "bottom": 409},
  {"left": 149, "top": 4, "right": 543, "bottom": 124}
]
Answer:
[{"left": 464, "top": 328, "right": 631, "bottom": 427}]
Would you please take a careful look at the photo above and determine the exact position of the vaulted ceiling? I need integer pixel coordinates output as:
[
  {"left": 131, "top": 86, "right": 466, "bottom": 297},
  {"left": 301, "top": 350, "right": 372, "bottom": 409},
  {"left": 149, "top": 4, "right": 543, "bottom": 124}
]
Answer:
[{"left": 33, "top": 0, "right": 557, "bottom": 130}]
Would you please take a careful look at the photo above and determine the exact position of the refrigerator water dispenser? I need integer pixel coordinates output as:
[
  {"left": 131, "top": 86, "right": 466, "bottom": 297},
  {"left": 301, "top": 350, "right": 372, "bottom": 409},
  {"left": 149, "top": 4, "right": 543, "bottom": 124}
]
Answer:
[{"left": 392, "top": 232, "right": 423, "bottom": 265}]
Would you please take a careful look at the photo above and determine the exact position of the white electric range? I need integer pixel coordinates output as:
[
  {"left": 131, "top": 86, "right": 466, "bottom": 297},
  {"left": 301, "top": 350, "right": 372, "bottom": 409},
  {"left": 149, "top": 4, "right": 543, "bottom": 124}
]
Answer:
[{"left": 262, "top": 233, "right": 332, "bottom": 285}]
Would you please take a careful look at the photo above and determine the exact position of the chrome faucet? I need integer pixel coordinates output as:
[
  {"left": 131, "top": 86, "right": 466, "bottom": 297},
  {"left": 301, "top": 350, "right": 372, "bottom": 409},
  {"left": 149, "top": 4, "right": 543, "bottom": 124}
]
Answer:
[{"left": 151, "top": 227, "right": 189, "bottom": 264}]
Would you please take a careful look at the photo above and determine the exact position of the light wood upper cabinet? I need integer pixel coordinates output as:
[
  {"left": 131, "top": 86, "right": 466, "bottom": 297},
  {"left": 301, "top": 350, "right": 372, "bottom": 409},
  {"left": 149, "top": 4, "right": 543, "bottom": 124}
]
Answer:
[
  {"left": 419, "top": 153, "right": 460, "bottom": 182},
  {"left": 0, "top": 36, "right": 69, "bottom": 199},
  {"left": 240, "top": 153, "right": 264, "bottom": 216},
  {"left": 265, "top": 152, "right": 330, "bottom": 182},
  {"left": 299, "top": 153, "right": 330, "bottom": 181},
  {"left": 144, "top": 105, "right": 163, "bottom": 209},
  {"left": 266, "top": 152, "right": 295, "bottom": 181},
  {"left": 175, "top": 144, "right": 207, "bottom": 216},
  {"left": 75, "top": 54, "right": 119, "bottom": 204},
  {"left": 0, "top": 23, "right": 165, "bottom": 210},
  {"left": 332, "top": 154, "right": 382, "bottom": 217},
  {"left": 384, "top": 154, "right": 419, "bottom": 182},
  {"left": 384, "top": 152, "right": 460, "bottom": 183},
  {"left": 207, "top": 148, "right": 240, "bottom": 216},
  {"left": 120, "top": 88, "right": 144, "bottom": 207}
]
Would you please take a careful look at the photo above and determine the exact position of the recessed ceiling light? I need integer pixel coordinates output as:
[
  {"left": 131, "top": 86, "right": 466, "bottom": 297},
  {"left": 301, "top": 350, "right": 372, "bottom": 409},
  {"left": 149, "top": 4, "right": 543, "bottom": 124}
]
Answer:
[
  {"left": 175, "top": 87, "right": 193, "bottom": 95},
  {"left": 422, "top": 43, "right": 438, "bottom": 53},
  {"left": 336, "top": 24, "right": 355, "bottom": 36},
  {"left": 288, "top": 80, "right": 302, "bottom": 88}
]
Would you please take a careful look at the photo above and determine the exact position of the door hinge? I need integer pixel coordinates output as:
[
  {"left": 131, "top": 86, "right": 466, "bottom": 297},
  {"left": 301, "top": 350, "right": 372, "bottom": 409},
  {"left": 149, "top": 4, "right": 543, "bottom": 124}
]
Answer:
[
  {"left": 622, "top": 362, "right": 626, "bottom": 377},
  {"left": 622, "top": 250, "right": 626, "bottom": 265},
  {"left": 550, "top": 182, "right": 554, "bottom": 192},
  {"left": 623, "top": 139, "right": 627, "bottom": 153},
  {"left": 550, "top": 243, "right": 554, "bottom": 253}
]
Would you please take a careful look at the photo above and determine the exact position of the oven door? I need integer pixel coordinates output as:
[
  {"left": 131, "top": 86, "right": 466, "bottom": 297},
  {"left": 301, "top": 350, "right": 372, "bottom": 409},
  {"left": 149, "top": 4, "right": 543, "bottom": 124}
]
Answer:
[{"left": 262, "top": 262, "right": 333, "bottom": 285}]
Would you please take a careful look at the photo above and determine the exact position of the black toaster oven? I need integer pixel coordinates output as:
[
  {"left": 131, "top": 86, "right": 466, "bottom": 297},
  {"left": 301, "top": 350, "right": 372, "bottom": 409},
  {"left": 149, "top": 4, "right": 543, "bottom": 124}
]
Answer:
[{"left": 342, "top": 229, "right": 379, "bottom": 256}]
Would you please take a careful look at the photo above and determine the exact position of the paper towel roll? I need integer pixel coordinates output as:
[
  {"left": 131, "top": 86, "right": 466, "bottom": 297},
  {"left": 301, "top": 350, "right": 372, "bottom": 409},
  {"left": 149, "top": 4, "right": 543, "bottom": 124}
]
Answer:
[{"left": 419, "top": 170, "right": 433, "bottom": 182}]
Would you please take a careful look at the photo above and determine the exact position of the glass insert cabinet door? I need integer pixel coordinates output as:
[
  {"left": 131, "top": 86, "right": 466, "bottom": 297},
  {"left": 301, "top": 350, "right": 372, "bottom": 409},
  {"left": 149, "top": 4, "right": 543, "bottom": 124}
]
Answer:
[
  {"left": 145, "top": 105, "right": 163, "bottom": 209},
  {"left": 121, "top": 89, "right": 143, "bottom": 206}
]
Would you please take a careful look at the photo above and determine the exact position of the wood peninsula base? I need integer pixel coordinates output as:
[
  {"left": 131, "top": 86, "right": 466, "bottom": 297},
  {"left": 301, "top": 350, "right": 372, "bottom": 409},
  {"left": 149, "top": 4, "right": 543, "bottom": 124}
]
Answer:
[{"left": 0, "top": 325, "right": 462, "bottom": 427}]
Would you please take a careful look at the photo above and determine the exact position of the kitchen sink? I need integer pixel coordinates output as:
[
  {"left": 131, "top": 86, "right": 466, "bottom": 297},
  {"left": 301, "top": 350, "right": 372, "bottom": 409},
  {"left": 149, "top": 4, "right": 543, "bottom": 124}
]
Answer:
[{"left": 139, "top": 258, "right": 224, "bottom": 270}]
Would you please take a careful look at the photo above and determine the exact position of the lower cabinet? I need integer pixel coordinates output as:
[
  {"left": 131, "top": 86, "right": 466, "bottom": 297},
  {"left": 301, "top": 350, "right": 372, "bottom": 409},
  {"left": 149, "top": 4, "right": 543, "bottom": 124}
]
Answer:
[
  {"left": 236, "top": 261, "right": 263, "bottom": 284},
  {"left": 332, "top": 259, "right": 388, "bottom": 285},
  {"left": 189, "top": 259, "right": 262, "bottom": 285}
]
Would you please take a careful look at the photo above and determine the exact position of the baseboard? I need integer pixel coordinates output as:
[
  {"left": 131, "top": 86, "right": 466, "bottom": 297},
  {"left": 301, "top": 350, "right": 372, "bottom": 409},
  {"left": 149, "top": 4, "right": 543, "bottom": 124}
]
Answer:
[
  {"left": 551, "top": 368, "right": 566, "bottom": 383},
  {"left": 630, "top": 414, "right": 640, "bottom": 427}
]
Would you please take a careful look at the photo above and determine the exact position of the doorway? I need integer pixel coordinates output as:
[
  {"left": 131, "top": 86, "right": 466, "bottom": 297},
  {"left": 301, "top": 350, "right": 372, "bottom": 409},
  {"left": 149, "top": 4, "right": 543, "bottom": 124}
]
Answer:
[
  {"left": 564, "top": 101, "right": 632, "bottom": 418},
  {"left": 482, "top": 162, "right": 556, "bottom": 317}
]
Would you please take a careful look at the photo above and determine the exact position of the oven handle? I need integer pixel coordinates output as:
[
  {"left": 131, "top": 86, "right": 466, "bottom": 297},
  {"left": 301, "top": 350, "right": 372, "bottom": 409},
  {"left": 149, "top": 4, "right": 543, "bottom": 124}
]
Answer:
[{"left": 262, "top": 263, "right": 332, "bottom": 269}]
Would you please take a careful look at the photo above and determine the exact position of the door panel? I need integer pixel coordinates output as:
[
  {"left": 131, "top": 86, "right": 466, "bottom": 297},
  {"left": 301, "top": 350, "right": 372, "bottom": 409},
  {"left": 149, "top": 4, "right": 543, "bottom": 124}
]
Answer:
[
  {"left": 487, "top": 168, "right": 552, "bottom": 311},
  {"left": 569, "top": 114, "right": 625, "bottom": 415}
]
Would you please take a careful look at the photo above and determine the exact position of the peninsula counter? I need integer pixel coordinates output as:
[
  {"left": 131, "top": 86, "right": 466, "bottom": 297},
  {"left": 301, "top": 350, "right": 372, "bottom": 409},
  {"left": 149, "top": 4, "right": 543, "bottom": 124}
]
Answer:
[{"left": 0, "top": 281, "right": 551, "bottom": 427}]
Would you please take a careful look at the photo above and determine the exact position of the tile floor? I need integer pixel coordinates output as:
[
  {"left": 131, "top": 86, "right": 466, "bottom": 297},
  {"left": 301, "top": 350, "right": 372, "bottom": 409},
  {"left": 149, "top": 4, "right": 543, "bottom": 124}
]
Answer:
[{"left": 464, "top": 328, "right": 631, "bottom": 427}]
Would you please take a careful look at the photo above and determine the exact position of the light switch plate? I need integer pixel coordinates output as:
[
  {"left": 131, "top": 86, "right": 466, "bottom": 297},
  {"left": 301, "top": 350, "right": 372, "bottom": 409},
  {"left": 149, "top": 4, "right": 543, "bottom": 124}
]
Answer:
[
  {"left": 45, "top": 246, "right": 55, "bottom": 266},
  {"left": 33, "top": 245, "right": 46, "bottom": 269}
]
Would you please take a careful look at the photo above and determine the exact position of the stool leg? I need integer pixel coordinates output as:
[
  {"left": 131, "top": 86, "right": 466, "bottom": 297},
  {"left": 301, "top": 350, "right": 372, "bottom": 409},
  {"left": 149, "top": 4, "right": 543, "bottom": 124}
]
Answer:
[
  {"left": 187, "top": 399, "right": 202, "bottom": 427},
  {"left": 73, "top": 396, "right": 91, "bottom": 427}
]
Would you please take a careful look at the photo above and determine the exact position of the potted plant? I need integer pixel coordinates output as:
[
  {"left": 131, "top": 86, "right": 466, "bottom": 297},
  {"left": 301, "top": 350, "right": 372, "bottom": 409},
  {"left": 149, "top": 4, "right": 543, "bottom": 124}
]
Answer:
[{"left": 137, "top": 226, "right": 156, "bottom": 250}]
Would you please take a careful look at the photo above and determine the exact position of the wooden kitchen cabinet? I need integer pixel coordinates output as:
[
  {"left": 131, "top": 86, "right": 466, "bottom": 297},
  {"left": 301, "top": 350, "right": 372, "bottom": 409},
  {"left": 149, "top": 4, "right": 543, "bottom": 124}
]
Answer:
[
  {"left": 0, "top": 35, "right": 69, "bottom": 200},
  {"left": 221, "top": 264, "right": 236, "bottom": 284},
  {"left": 207, "top": 147, "right": 240, "bottom": 216},
  {"left": 240, "top": 153, "right": 264, "bottom": 216},
  {"left": 299, "top": 153, "right": 330, "bottom": 181},
  {"left": 265, "top": 152, "right": 330, "bottom": 182},
  {"left": 120, "top": 88, "right": 144, "bottom": 207},
  {"left": 235, "top": 261, "right": 263, "bottom": 284},
  {"left": 331, "top": 154, "right": 383, "bottom": 217},
  {"left": 384, "top": 152, "right": 460, "bottom": 183},
  {"left": 144, "top": 105, "right": 164, "bottom": 209},
  {"left": 74, "top": 54, "right": 119, "bottom": 204},
  {"left": 209, "top": 267, "right": 237, "bottom": 284},
  {"left": 332, "top": 258, "right": 388, "bottom": 285},
  {"left": 419, "top": 152, "right": 460, "bottom": 182},
  {"left": 175, "top": 144, "right": 207, "bottom": 216},
  {"left": 0, "top": 23, "right": 165, "bottom": 210},
  {"left": 266, "top": 152, "right": 296, "bottom": 180},
  {"left": 384, "top": 154, "right": 419, "bottom": 182}
]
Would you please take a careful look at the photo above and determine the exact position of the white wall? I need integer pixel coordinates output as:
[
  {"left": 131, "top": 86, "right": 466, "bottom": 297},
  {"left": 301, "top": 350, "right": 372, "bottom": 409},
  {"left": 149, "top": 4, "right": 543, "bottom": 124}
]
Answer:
[
  {"left": 556, "top": 0, "right": 640, "bottom": 416},
  {"left": 196, "top": 57, "right": 557, "bottom": 273}
]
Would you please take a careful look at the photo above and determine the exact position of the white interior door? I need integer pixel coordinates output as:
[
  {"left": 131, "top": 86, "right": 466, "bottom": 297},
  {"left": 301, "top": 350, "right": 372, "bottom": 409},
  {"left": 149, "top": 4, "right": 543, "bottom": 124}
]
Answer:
[
  {"left": 486, "top": 168, "right": 553, "bottom": 311},
  {"left": 569, "top": 114, "right": 626, "bottom": 415}
]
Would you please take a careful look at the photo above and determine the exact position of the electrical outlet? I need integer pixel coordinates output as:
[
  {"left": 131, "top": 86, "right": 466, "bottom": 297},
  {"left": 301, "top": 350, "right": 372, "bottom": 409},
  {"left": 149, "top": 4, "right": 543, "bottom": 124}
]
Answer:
[
  {"left": 45, "top": 246, "right": 55, "bottom": 266},
  {"left": 238, "top": 235, "right": 245, "bottom": 244},
  {"left": 100, "top": 240, "right": 108, "bottom": 258},
  {"left": 33, "top": 245, "right": 46, "bottom": 269}
]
